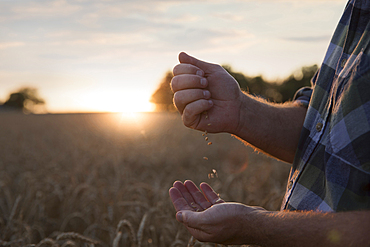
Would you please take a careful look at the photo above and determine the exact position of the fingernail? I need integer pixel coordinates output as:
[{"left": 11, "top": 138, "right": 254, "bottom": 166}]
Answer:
[
  {"left": 176, "top": 212, "right": 183, "bottom": 222},
  {"left": 208, "top": 100, "right": 213, "bottom": 106},
  {"left": 201, "top": 78, "right": 207, "bottom": 86},
  {"left": 203, "top": 90, "right": 211, "bottom": 99},
  {"left": 196, "top": 70, "right": 204, "bottom": 76}
]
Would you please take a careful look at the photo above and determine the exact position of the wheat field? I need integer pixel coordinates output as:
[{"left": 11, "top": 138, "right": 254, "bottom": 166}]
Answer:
[{"left": 0, "top": 112, "right": 291, "bottom": 247}]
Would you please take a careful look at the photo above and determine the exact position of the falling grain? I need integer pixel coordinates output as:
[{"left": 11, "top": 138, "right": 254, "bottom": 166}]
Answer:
[
  {"left": 207, "top": 142, "right": 212, "bottom": 145},
  {"left": 212, "top": 169, "right": 218, "bottom": 178}
]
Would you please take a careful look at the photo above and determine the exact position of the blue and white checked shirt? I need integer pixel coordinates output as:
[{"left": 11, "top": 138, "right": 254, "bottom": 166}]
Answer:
[{"left": 281, "top": 0, "right": 370, "bottom": 212}]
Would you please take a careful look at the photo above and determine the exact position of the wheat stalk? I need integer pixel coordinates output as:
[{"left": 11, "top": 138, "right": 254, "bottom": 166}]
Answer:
[
  {"left": 170, "top": 239, "right": 186, "bottom": 247},
  {"left": 187, "top": 236, "right": 196, "bottom": 247},
  {"left": 114, "top": 220, "right": 137, "bottom": 247},
  {"left": 148, "top": 225, "right": 157, "bottom": 247},
  {"left": 112, "top": 230, "right": 123, "bottom": 247},
  {"left": 137, "top": 212, "right": 148, "bottom": 247},
  {"left": 8, "top": 195, "right": 21, "bottom": 223},
  {"left": 60, "top": 240, "right": 78, "bottom": 247},
  {"left": 60, "top": 212, "right": 88, "bottom": 232},
  {"left": 0, "top": 238, "right": 26, "bottom": 247},
  {"left": 36, "top": 238, "right": 58, "bottom": 247},
  {"left": 56, "top": 232, "right": 100, "bottom": 245}
]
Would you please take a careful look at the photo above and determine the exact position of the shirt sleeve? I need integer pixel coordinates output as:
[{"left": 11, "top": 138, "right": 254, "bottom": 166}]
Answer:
[{"left": 292, "top": 69, "right": 319, "bottom": 108}]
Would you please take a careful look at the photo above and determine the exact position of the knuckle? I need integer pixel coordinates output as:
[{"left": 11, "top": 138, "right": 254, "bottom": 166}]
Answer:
[
  {"left": 173, "top": 92, "right": 184, "bottom": 105},
  {"left": 183, "top": 110, "right": 196, "bottom": 128},
  {"left": 170, "top": 77, "right": 178, "bottom": 92},
  {"left": 183, "top": 107, "right": 193, "bottom": 119},
  {"left": 215, "top": 64, "right": 223, "bottom": 70},
  {"left": 172, "top": 64, "right": 181, "bottom": 75}
]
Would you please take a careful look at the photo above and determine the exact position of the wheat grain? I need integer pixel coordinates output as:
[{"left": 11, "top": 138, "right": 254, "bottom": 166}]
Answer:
[
  {"left": 60, "top": 240, "right": 77, "bottom": 247},
  {"left": 203, "top": 157, "right": 208, "bottom": 160},
  {"left": 60, "top": 212, "right": 88, "bottom": 232},
  {"left": 0, "top": 239, "right": 27, "bottom": 247},
  {"left": 116, "top": 219, "right": 137, "bottom": 247},
  {"left": 212, "top": 169, "right": 218, "bottom": 178},
  {"left": 207, "top": 142, "right": 212, "bottom": 145},
  {"left": 56, "top": 232, "right": 99, "bottom": 245},
  {"left": 0, "top": 113, "right": 289, "bottom": 246},
  {"left": 35, "top": 238, "right": 58, "bottom": 247}
]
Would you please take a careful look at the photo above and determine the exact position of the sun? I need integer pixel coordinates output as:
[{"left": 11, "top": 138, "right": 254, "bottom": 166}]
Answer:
[{"left": 75, "top": 89, "right": 155, "bottom": 113}]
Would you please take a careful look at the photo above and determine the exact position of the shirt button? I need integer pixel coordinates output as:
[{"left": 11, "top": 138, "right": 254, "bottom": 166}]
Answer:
[
  {"left": 316, "top": 122, "right": 323, "bottom": 132},
  {"left": 341, "top": 58, "right": 347, "bottom": 67},
  {"left": 288, "top": 181, "right": 293, "bottom": 190}
]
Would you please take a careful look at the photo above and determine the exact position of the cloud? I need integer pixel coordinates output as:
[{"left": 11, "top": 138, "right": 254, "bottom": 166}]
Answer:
[
  {"left": 7, "top": 0, "right": 81, "bottom": 19},
  {"left": 0, "top": 42, "right": 24, "bottom": 49},
  {"left": 283, "top": 35, "right": 331, "bottom": 43}
]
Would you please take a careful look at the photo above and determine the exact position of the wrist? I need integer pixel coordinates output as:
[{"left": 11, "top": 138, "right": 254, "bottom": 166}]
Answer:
[
  {"left": 232, "top": 92, "right": 252, "bottom": 137},
  {"left": 237, "top": 205, "right": 274, "bottom": 245}
]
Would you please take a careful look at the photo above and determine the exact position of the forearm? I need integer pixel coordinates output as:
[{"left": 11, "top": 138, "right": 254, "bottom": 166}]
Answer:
[
  {"left": 233, "top": 93, "right": 307, "bottom": 163},
  {"left": 250, "top": 210, "right": 370, "bottom": 247}
]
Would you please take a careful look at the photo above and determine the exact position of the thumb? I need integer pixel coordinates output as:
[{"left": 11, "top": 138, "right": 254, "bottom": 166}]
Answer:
[
  {"left": 178, "top": 52, "right": 215, "bottom": 72},
  {"left": 176, "top": 211, "right": 199, "bottom": 227}
]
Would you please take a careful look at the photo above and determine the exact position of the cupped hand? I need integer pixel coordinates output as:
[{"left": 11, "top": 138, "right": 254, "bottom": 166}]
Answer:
[
  {"left": 169, "top": 180, "right": 266, "bottom": 245},
  {"left": 169, "top": 180, "right": 224, "bottom": 213},
  {"left": 171, "top": 52, "right": 245, "bottom": 134}
]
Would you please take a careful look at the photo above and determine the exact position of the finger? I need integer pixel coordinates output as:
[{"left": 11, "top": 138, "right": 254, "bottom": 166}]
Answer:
[
  {"left": 169, "top": 187, "right": 195, "bottom": 212},
  {"left": 182, "top": 99, "right": 213, "bottom": 129},
  {"left": 200, "top": 182, "right": 225, "bottom": 205},
  {"left": 173, "top": 63, "right": 204, "bottom": 77},
  {"left": 184, "top": 180, "right": 212, "bottom": 210},
  {"left": 178, "top": 52, "right": 217, "bottom": 74},
  {"left": 173, "top": 181, "right": 203, "bottom": 212},
  {"left": 173, "top": 89, "right": 211, "bottom": 114},
  {"left": 171, "top": 74, "right": 207, "bottom": 93}
]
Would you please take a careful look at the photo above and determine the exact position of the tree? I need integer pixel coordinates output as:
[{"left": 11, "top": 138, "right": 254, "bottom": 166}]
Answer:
[
  {"left": 278, "top": 64, "right": 318, "bottom": 102},
  {"left": 150, "top": 65, "right": 318, "bottom": 111},
  {"left": 150, "top": 71, "right": 176, "bottom": 112},
  {"left": 2, "top": 87, "right": 46, "bottom": 113}
]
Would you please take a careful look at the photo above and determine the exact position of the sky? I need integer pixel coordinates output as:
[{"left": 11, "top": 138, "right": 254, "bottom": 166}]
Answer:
[{"left": 0, "top": 0, "right": 348, "bottom": 113}]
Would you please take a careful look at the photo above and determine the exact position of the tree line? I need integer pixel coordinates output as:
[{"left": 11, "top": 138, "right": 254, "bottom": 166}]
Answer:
[
  {"left": 150, "top": 64, "right": 318, "bottom": 111},
  {"left": 0, "top": 87, "right": 45, "bottom": 113}
]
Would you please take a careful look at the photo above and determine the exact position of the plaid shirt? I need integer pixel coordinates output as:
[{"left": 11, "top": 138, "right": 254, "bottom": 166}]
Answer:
[{"left": 281, "top": 0, "right": 370, "bottom": 212}]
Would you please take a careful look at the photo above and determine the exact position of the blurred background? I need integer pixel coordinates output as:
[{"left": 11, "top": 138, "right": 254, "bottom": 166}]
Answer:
[
  {"left": 0, "top": 0, "right": 346, "bottom": 114},
  {"left": 0, "top": 1, "right": 349, "bottom": 246}
]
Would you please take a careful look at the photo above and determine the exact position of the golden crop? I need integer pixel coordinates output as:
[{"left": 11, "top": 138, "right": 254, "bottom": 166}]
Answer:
[{"left": 0, "top": 112, "right": 290, "bottom": 247}]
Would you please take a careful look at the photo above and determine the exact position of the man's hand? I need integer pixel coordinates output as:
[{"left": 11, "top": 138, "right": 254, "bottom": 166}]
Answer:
[
  {"left": 169, "top": 180, "right": 370, "bottom": 246},
  {"left": 169, "top": 180, "right": 266, "bottom": 245},
  {"left": 171, "top": 52, "right": 244, "bottom": 134},
  {"left": 172, "top": 52, "right": 308, "bottom": 163}
]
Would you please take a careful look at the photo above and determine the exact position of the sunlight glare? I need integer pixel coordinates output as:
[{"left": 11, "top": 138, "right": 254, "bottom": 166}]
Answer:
[{"left": 75, "top": 89, "right": 155, "bottom": 113}]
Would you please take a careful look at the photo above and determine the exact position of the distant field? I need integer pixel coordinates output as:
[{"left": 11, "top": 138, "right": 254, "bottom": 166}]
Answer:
[{"left": 0, "top": 112, "right": 291, "bottom": 247}]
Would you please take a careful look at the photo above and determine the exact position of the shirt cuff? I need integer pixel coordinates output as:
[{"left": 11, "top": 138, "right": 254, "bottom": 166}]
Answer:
[{"left": 293, "top": 87, "right": 312, "bottom": 108}]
